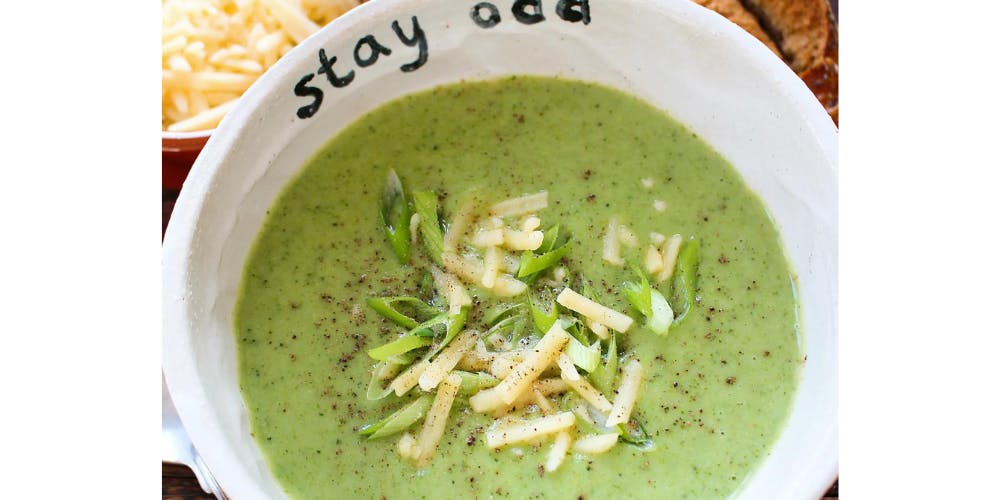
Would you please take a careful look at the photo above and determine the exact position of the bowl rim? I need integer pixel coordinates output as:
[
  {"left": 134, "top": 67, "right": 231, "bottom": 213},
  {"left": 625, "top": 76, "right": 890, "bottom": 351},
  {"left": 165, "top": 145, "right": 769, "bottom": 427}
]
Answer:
[{"left": 162, "top": 0, "right": 838, "bottom": 498}]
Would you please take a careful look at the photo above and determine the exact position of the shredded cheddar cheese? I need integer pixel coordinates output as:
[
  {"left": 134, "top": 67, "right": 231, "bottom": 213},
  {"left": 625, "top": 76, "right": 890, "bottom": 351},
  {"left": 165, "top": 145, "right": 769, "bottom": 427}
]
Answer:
[
  {"left": 361, "top": 188, "right": 670, "bottom": 470},
  {"left": 605, "top": 360, "right": 644, "bottom": 426},
  {"left": 161, "top": 0, "right": 362, "bottom": 131},
  {"left": 489, "top": 191, "right": 549, "bottom": 217},
  {"left": 545, "top": 431, "right": 572, "bottom": 472},
  {"left": 573, "top": 433, "right": 619, "bottom": 454},
  {"left": 419, "top": 331, "right": 478, "bottom": 391},
  {"left": 556, "top": 288, "right": 633, "bottom": 333},
  {"left": 484, "top": 412, "right": 575, "bottom": 448},
  {"left": 414, "top": 373, "right": 461, "bottom": 465},
  {"left": 656, "top": 234, "right": 684, "bottom": 282}
]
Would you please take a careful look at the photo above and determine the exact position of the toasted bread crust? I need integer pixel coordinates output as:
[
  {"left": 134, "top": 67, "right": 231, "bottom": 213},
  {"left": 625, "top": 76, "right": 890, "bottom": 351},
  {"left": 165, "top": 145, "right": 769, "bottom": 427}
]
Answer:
[
  {"left": 692, "top": 0, "right": 781, "bottom": 56},
  {"left": 698, "top": 0, "right": 838, "bottom": 123}
]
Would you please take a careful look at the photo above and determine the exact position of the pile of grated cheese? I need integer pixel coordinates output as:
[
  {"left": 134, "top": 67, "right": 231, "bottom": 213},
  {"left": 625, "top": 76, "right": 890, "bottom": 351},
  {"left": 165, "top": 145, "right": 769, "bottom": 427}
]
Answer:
[
  {"left": 384, "top": 192, "right": 646, "bottom": 472},
  {"left": 162, "top": 0, "right": 362, "bottom": 132}
]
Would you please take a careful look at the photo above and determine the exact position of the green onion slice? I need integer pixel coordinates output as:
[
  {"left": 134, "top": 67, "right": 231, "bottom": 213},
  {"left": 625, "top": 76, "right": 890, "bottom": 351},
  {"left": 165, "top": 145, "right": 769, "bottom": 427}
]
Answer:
[
  {"left": 366, "top": 296, "right": 441, "bottom": 329},
  {"left": 367, "top": 335, "right": 432, "bottom": 361},
  {"left": 366, "top": 361, "right": 403, "bottom": 400},
  {"left": 518, "top": 240, "right": 572, "bottom": 280},
  {"left": 622, "top": 264, "right": 652, "bottom": 318},
  {"left": 453, "top": 370, "right": 500, "bottom": 395},
  {"left": 669, "top": 239, "right": 700, "bottom": 326},
  {"left": 428, "top": 306, "right": 469, "bottom": 357},
  {"left": 482, "top": 302, "right": 524, "bottom": 327},
  {"left": 359, "top": 395, "right": 433, "bottom": 439},
  {"left": 589, "top": 333, "right": 618, "bottom": 397},
  {"left": 413, "top": 190, "right": 445, "bottom": 266},
  {"left": 647, "top": 289, "right": 674, "bottom": 336},
  {"left": 567, "top": 337, "right": 600, "bottom": 372},
  {"left": 538, "top": 224, "right": 560, "bottom": 253},
  {"left": 529, "top": 292, "right": 559, "bottom": 334},
  {"left": 378, "top": 169, "right": 411, "bottom": 264},
  {"left": 617, "top": 418, "right": 655, "bottom": 451}
]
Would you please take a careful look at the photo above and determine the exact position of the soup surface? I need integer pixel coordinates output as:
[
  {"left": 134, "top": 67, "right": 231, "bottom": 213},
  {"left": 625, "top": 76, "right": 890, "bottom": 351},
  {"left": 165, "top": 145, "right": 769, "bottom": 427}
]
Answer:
[{"left": 234, "top": 76, "right": 801, "bottom": 499}]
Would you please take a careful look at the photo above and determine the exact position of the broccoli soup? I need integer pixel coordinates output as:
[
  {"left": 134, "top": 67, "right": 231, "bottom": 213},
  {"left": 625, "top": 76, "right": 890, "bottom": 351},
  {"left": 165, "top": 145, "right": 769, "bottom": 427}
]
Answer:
[{"left": 234, "top": 76, "right": 801, "bottom": 499}]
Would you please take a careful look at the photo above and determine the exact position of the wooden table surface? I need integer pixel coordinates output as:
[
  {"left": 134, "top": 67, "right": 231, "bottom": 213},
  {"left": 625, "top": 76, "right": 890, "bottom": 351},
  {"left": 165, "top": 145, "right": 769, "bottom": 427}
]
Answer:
[{"left": 161, "top": 189, "right": 837, "bottom": 498}]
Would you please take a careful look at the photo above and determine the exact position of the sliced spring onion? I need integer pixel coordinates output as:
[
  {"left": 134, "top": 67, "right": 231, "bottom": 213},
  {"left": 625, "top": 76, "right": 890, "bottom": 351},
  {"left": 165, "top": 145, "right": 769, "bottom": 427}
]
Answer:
[
  {"left": 368, "top": 313, "right": 449, "bottom": 360},
  {"left": 453, "top": 370, "right": 500, "bottom": 394},
  {"left": 647, "top": 289, "right": 674, "bottom": 336},
  {"left": 669, "top": 239, "right": 700, "bottom": 325},
  {"left": 589, "top": 333, "right": 618, "bottom": 397},
  {"left": 617, "top": 417, "right": 655, "bottom": 451},
  {"left": 418, "top": 270, "right": 435, "bottom": 300},
  {"left": 359, "top": 395, "right": 433, "bottom": 439},
  {"left": 517, "top": 239, "right": 572, "bottom": 280},
  {"left": 579, "top": 278, "right": 599, "bottom": 302},
  {"left": 572, "top": 410, "right": 601, "bottom": 435},
  {"left": 487, "top": 314, "right": 519, "bottom": 336},
  {"left": 538, "top": 224, "right": 560, "bottom": 253},
  {"left": 366, "top": 361, "right": 403, "bottom": 400},
  {"left": 429, "top": 306, "right": 469, "bottom": 357},
  {"left": 483, "top": 302, "right": 524, "bottom": 327},
  {"left": 530, "top": 293, "right": 559, "bottom": 334},
  {"left": 622, "top": 265, "right": 652, "bottom": 318},
  {"left": 379, "top": 169, "right": 411, "bottom": 264},
  {"left": 566, "top": 337, "right": 600, "bottom": 372},
  {"left": 367, "top": 335, "right": 432, "bottom": 361},
  {"left": 413, "top": 191, "right": 445, "bottom": 265},
  {"left": 412, "top": 327, "right": 436, "bottom": 338},
  {"left": 512, "top": 317, "right": 533, "bottom": 346},
  {"left": 558, "top": 316, "right": 589, "bottom": 344},
  {"left": 366, "top": 296, "right": 441, "bottom": 329},
  {"left": 386, "top": 351, "right": 419, "bottom": 366}
]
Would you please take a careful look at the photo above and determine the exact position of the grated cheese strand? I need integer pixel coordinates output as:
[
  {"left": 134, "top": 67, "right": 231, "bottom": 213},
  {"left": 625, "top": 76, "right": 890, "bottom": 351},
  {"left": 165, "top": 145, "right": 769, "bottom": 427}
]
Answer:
[
  {"left": 418, "top": 331, "right": 478, "bottom": 391},
  {"left": 482, "top": 246, "right": 502, "bottom": 289},
  {"left": 656, "top": 234, "right": 684, "bottom": 282},
  {"left": 588, "top": 320, "right": 609, "bottom": 340},
  {"left": 470, "top": 324, "right": 569, "bottom": 411},
  {"left": 650, "top": 232, "right": 667, "bottom": 247},
  {"left": 556, "top": 353, "right": 580, "bottom": 381},
  {"left": 414, "top": 373, "right": 462, "bottom": 466},
  {"left": 573, "top": 433, "right": 619, "bottom": 454},
  {"left": 617, "top": 223, "right": 639, "bottom": 248},
  {"left": 390, "top": 360, "right": 429, "bottom": 397},
  {"left": 556, "top": 288, "right": 634, "bottom": 333},
  {"left": 489, "top": 191, "right": 549, "bottom": 217},
  {"left": 602, "top": 218, "right": 624, "bottom": 266},
  {"left": 645, "top": 244, "right": 665, "bottom": 274},
  {"left": 561, "top": 371, "right": 613, "bottom": 413},
  {"left": 471, "top": 229, "right": 505, "bottom": 247},
  {"left": 605, "top": 359, "right": 644, "bottom": 427},
  {"left": 545, "top": 431, "right": 572, "bottom": 472},
  {"left": 443, "top": 200, "right": 477, "bottom": 253},
  {"left": 502, "top": 228, "right": 544, "bottom": 251},
  {"left": 442, "top": 252, "right": 527, "bottom": 297},
  {"left": 398, "top": 432, "right": 419, "bottom": 460},
  {"left": 430, "top": 267, "right": 471, "bottom": 315},
  {"left": 484, "top": 412, "right": 575, "bottom": 448}
]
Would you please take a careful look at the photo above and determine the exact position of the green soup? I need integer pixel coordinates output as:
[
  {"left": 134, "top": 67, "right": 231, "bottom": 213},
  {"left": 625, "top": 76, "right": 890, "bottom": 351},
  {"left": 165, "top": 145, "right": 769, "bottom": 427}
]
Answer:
[{"left": 234, "top": 76, "right": 801, "bottom": 499}]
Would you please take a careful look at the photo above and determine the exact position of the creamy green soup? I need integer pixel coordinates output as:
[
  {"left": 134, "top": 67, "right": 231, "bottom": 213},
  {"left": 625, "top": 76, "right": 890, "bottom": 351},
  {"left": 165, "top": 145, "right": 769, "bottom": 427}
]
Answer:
[{"left": 234, "top": 76, "right": 801, "bottom": 499}]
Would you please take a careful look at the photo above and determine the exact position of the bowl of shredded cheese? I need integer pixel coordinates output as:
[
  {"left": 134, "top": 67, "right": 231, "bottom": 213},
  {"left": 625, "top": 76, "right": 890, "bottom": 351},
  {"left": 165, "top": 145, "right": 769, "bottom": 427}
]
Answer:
[{"left": 162, "top": 0, "right": 366, "bottom": 187}]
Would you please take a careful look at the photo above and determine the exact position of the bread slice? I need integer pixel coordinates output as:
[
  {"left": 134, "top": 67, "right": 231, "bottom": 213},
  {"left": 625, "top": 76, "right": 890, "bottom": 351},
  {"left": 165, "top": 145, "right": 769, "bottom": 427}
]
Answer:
[
  {"left": 739, "top": 0, "right": 836, "bottom": 73},
  {"left": 692, "top": 0, "right": 782, "bottom": 56},
  {"left": 696, "top": 0, "right": 839, "bottom": 123},
  {"left": 739, "top": 0, "right": 838, "bottom": 121}
]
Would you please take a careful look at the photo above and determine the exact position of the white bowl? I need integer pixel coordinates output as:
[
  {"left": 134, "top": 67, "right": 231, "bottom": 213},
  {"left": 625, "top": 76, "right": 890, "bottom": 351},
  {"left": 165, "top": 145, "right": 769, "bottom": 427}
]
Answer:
[{"left": 162, "top": 0, "right": 838, "bottom": 498}]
